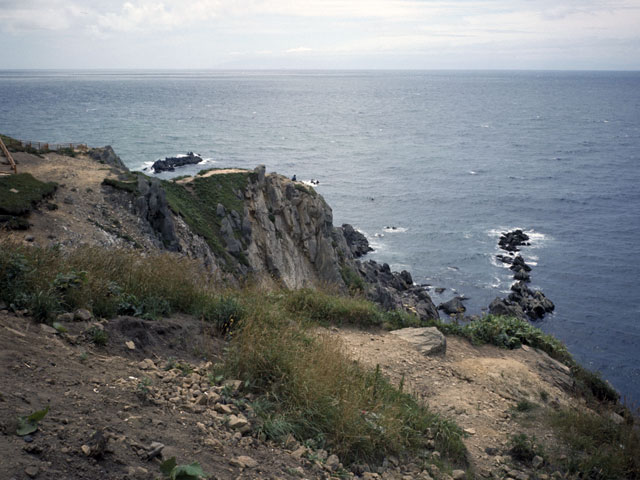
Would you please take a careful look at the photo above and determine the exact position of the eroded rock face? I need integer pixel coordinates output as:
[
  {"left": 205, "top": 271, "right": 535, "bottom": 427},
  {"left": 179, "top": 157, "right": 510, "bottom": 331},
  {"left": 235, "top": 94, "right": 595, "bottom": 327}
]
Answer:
[
  {"left": 243, "top": 167, "right": 345, "bottom": 288},
  {"left": 88, "top": 146, "right": 127, "bottom": 170},
  {"left": 134, "top": 176, "right": 181, "bottom": 252}
]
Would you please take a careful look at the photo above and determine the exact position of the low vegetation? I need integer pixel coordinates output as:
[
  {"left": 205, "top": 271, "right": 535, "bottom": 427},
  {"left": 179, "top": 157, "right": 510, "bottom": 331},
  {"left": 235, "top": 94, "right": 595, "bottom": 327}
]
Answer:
[
  {"left": 0, "top": 241, "right": 466, "bottom": 470},
  {"left": 0, "top": 173, "right": 57, "bottom": 216},
  {"left": 162, "top": 171, "right": 250, "bottom": 265},
  {"left": 435, "top": 314, "right": 619, "bottom": 403},
  {"left": 550, "top": 407, "right": 640, "bottom": 479},
  {"left": 223, "top": 296, "right": 467, "bottom": 466},
  {"left": 2, "top": 241, "right": 637, "bottom": 475}
]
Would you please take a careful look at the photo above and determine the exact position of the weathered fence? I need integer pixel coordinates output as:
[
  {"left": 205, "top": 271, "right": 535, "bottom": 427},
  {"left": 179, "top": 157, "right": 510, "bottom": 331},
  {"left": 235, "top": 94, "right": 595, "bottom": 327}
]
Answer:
[{"left": 14, "top": 140, "right": 88, "bottom": 152}]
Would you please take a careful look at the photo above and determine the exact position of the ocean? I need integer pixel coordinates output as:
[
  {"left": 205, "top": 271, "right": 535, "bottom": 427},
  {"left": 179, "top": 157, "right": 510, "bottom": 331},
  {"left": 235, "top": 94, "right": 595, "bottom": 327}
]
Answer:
[{"left": 1, "top": 70, "right": 639, "bottom": 401}]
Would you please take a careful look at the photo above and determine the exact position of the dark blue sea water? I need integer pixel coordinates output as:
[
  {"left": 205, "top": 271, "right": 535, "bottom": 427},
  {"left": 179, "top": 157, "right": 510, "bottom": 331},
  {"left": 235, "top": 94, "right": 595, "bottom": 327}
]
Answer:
[{"left": 1, "top": 70, "right": 639, "bottom": 401}]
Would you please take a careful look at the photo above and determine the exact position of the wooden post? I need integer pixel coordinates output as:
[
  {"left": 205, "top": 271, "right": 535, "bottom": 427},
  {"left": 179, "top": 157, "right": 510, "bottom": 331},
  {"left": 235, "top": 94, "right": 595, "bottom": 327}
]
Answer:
[{"left": 0, "top": 136, "right": 17, "bottom": 174}]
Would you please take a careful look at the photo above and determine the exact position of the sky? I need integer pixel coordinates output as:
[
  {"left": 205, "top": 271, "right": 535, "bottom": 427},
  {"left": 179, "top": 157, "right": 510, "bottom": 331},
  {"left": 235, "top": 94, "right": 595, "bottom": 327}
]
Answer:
[{"left": 1, "top": 0, "right": 639, "bottom": 70}]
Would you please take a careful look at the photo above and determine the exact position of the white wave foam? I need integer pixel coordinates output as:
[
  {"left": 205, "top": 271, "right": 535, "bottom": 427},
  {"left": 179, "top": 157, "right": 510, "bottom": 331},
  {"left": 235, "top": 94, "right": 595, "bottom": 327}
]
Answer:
[
  {"left": 383, "top": 226, "right": 407, "bottom": 233},
  {"left": 469, "top": 170, "right": 478, "bottom": 175},
  {"left": 487, "top": 227, "right": 550, "bottom": 245}
]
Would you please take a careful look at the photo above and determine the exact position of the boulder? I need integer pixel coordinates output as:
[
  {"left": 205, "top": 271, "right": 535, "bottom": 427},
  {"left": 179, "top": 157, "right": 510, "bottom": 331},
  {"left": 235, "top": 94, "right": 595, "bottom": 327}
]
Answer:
[
  {"left": 390, "top": 327, "right": 446, "bottom": 356},
  {"left": 437, "top": 297, "right": 466, "bottom": 315},
  {"left": 514, "top": 269, "right": 531, "bottom": 282},
  {"left": 488, "top": 298, "right": 525, "bottom": 319}
]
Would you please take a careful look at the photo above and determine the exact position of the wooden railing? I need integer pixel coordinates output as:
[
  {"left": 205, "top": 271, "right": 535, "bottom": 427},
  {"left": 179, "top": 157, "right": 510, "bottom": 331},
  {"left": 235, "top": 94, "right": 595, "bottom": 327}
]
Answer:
[
  {"left": 0, "top": 136, "right": 17, "bottom": 174},
  {"left": 13, "top": 140, "right": 88, "bottom": 152}
]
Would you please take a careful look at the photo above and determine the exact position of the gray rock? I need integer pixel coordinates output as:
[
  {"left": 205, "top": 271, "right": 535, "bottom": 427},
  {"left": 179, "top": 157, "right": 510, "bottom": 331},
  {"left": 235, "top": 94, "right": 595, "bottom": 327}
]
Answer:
[
  {"left": 488, "top": 298, "right": 525, "bottom": 319},
  {"left": 532, "top": 455, "right": 544, "bottom": 469},
  {"left": 134, "top": 177, "right": 180, "bottom": 251},
  {"left": 63, "top": 196, "right": 74, "bottom": 205},
  {"left": 74, "top": 309, "right": 92, "bottom": 322},
  {"left": 89, "top": 146, "right": 127, "bottom": 169},
  {"left": 390, "top": 327, "right": 446, "bottom": 356},
  {"left": 452, "top": 470, "right": 466, "bottom": 480},
  {"left": 438, "top": 297, "right": 466, "bottom": 315},
  {"left": 56, "top": 312, "right": 74, "bottom": 322},
  {"left": 230, "top": 455, "right": 258, "bottom": 469},
  {"left": 216, "top": 203, "right": 226, "bottom": 217}
]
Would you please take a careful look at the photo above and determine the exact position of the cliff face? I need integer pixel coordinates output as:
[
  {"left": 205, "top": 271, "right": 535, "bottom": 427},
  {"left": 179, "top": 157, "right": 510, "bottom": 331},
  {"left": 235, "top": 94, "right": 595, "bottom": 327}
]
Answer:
[
  {"left": 158, "top": 165, "right": 438, "bottom": 320},
  {"left": 243, "top": 166, "right": 345, "bottom": 288},
  {"left": 3, "top": 147, "right": 437, "bottom": 320}
]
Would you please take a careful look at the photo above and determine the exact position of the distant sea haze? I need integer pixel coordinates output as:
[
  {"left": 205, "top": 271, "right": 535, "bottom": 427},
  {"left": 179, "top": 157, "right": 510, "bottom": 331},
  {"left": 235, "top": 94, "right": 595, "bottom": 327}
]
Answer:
[{"left": 2, "top": 70, "right": 639, "bottom": 401}]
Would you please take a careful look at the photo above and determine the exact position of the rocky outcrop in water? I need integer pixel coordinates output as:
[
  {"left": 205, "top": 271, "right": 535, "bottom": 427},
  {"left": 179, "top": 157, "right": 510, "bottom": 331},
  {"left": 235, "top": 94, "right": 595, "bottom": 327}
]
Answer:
[
  {"left": 151, "top": 152, "right": 202, "bottom": 173},
  {"left": 438, "top": 297, "right": 466, "bottom": 316},
  {"left": 491, "top": 229, "right": 554, "bottom": 320},
  {"left": 498, "top": 229, "right": 530, "bottom": 252}
]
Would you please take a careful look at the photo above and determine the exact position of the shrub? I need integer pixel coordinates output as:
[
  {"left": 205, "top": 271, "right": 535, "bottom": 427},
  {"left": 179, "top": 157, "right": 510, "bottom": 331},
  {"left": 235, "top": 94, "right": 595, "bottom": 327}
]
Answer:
[
  {"left": 28, "top": 290, "right": 61, "bottom": 324},
  {"left": 514, "top": 399, "right": 538, "bottom": 413},
  {"left": 509, "top": 433, "right": 540, "bottom": 463},
  {"left": 87, "top": 327, "right": 108, "bottom": 346},
  {"left": 340, "top": 265, "right": 365, "bottom": 294},
  {"left": 441, "top": 315, "right": 571, "bottom": 364},
  {"left": 0, "top": 250, "right": 30, "bottom": 305},
  {"left": 198, "top": 295, "right": 244, "bottom": 335}
]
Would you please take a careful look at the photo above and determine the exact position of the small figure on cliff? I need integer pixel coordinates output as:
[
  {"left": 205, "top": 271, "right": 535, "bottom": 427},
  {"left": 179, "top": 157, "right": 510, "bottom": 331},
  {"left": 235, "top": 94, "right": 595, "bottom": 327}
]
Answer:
[{"left": 291, "top": 174, "right": 297, "bottom": 181}]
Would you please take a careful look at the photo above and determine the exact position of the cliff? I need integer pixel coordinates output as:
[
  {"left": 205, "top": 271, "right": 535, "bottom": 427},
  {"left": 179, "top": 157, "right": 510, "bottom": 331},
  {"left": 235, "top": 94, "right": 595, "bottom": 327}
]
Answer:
[{"left": 1, "top": 142, "right": 637, "bottom": 480}]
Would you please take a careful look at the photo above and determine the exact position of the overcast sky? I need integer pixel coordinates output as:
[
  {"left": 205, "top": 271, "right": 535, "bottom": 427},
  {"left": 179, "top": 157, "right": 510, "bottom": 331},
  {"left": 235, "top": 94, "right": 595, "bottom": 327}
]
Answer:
[{"left": 1, "top": 0, "right": 639, "bottom": 70}]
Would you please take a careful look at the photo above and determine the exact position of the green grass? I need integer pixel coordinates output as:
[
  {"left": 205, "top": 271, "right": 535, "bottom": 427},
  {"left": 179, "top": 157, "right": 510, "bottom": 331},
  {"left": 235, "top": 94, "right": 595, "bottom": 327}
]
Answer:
[
  {"left": 294, "top": 183, "right": 317, "bottom": 197},
  {"left": 0, "top": 241, "right": 214, "bottom": 323},
  {"left": 1, "top": 134, "right": 35, "bottom": 154},
  {"left": 223, "top": 296, "right": 467, "bottom": 467},
  {"left": 550, "top": 407, "right": 640, "bottom": 479},
  {"left": 509, "top": 433, "right": 542, "bottom": 463},
  {"left": 282, "top": 288, "right": 422, "bottom": 330},
  {"left": 162, "top": 172, "right": 250, "bottom": 267},
  {"left": 0, "top": 173, "right": 57, "bottom": 215},
  {"left": 102, "top": 177, "right": 138, "bottom": 194},
  {"left": 340, "top": 265, "right": 365, "bottom": 294}
]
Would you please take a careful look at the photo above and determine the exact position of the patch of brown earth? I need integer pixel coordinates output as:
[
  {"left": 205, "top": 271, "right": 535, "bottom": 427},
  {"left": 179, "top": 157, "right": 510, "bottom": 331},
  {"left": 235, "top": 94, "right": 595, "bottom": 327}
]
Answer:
[
  {"left": 0, "top": 311, "right": 335, "bottom": 480},
  {"left": 176, "top": 169, "right": 248, "bottom": 184},
  {"left": 5, "top": 151, "right": 157, "bottom": 250},
  {"left": 337, "top": 327, "right": 578, "bottom": 479}
]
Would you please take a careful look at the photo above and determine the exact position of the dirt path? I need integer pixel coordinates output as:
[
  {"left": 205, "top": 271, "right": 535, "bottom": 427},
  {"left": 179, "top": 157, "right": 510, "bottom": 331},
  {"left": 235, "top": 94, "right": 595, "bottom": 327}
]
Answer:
[
  {"left": 176, "top": 169, "right": 248, "bottom": 184},
  {"left": 336, "top": 327, "right": 575, "bottom": 478}
]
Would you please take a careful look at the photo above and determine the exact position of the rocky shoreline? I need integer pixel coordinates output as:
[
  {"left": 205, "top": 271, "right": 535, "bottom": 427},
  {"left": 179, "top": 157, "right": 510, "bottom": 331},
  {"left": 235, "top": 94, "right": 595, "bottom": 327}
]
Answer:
[{"left": 489, "top": 229, "right": 555, "bottom": 320}]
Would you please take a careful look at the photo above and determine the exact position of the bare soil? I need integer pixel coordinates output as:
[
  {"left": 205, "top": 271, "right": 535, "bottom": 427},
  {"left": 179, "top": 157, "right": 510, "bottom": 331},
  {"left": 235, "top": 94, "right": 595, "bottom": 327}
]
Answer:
[
  {"left": 0, "top": 311, "right": 331, "bottom": 480},
  {"left": 6, "top": 151, "right": 159, "bottom": 250},
  {"left": 336, "top": 327, "right": 578, "bottom": 479}
]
